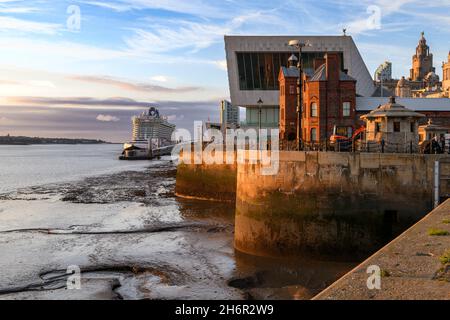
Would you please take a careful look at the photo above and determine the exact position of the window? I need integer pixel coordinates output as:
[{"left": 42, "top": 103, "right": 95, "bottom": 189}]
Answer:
[
  {"left": 410, "top": 122, "right": 415, "bottom": 133},
  {"left": 394, "top": 122, "right": 401, "bottom": 132},
  {"left": 375, "top": 122, "right": 381, "bottom": 133},
  {"left": 289, "top": 85, "right": 295, "bottom": 95},
  {"left": 236, "top": 52, "right": 344, "bottom": 90},
  {"left": 310, "top": 102, "right": 318, "bottom": 117},
  {"left": 311, "top": 128, "right": 317, "bottom": 141},
  {"left": 342, "top": 102, "right": 351, "bottom": 117}
]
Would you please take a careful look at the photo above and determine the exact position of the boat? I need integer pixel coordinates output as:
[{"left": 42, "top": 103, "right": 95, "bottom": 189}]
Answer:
[{"left": 119, "top": 107, "right": 176, "bottom": 160}]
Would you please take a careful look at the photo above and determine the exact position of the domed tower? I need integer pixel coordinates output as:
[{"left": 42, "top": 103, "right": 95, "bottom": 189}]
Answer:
[
  {"left": 395, "top": 76, "right": 412, "bottom": 97},
  {"left": 410, "top": 32, "right": 435, "bottom": 81},
  {"left": 443, "top": 51, "right": 450, "bottom": 97},
  {"left": 424, "top": 71, "right": 440, "bottom": 91}
]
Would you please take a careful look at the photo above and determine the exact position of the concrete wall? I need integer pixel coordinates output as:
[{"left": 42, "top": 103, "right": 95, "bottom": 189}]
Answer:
[
  {"left": 235, "top": 151, "right": 450, "bottom": 258},
  {"left": 175, "top": 151, "right": 237, "bottom": 202},
  {"left": 175, "top": 149, "right": 450, "bottom": 258}
]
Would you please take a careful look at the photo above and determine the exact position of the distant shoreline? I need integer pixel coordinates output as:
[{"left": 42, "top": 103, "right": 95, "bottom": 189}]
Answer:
[{"left": 0, "top": 136, "right": 114, "bottom": 145}]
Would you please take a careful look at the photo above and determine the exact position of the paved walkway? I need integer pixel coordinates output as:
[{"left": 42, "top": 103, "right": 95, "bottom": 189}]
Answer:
[{"left": 314, "top": 199, "right": 450, "bottom": 300}]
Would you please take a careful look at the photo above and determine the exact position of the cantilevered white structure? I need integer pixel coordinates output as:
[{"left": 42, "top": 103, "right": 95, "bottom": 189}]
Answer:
[{"left": 224, "top": 35, "right": 375, "bottom": 128}]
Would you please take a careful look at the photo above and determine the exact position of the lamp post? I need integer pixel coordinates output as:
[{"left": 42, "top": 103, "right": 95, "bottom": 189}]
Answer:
[
  {"left": 257, "top": 98, "right": 263, "bottom": 150},
  {"left": 288, "top": 39, "right": 311, "bottom": 150}
]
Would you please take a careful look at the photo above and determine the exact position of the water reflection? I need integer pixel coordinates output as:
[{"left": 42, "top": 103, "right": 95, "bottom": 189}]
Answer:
[{"left": 175, "top": 196, "right": 356, "bottom": 300}]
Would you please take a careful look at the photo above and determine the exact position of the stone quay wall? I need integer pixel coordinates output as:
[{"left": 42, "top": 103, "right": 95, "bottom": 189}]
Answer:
[{"left": 175, "top": 150, "right": 450, "bottom": 257}]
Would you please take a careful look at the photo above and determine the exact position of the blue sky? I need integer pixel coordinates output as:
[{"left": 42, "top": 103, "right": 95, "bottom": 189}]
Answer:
[{"left": 0, "top": 0, "right": 449, "bottom": 141}]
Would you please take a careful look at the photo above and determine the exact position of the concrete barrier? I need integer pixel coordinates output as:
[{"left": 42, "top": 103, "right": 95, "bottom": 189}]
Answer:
[{"left": 235, "top": 151, "right": 450, "bottom": 258}]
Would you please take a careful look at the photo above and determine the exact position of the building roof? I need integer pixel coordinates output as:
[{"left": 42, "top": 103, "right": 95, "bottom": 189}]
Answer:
[
  {"left": 308, "top": 63, "right": 356, "bottom": 82},
  {"left": 356, "top": 97, "right": 450, "bottom": 112},
  {"left": 371, "top": 85, "right": 394, "bottom": 97},
  {"left": 360, "top": 96, "right": 425, "bottom": 120},
  {"left": 419, "top": 119, "right": 448, "bottom": 131},
  {"left": 280, "top": 66, "right": 300, "bottom": 78}
]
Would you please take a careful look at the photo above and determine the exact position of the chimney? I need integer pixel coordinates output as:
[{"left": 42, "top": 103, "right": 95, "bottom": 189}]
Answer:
[
  {"left": 313, "top": 57, "right": 326, "bottom": 71},
  {"left": 325, "top": 52, "right": 340, "bottom": 84},
  {"left": 288, "top": 54, "right": 298, "bottom": 68}
]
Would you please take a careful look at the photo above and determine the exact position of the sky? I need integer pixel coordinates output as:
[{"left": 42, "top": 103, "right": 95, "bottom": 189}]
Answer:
[{"left": 0, "top": 0, "right": 449, "bottom": 142}]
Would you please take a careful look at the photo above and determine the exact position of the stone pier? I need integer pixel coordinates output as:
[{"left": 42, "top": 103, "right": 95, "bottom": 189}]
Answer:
[{"left": 176, "top": 150, "right": 450, "bottom": 258}]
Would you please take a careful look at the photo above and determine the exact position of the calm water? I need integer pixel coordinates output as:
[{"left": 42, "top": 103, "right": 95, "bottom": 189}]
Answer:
[{"left": 0, "top": 144, "right": 149, "bottom": 193}]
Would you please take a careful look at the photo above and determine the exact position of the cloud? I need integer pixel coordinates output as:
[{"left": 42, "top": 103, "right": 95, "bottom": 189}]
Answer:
[
  {"left": 124, "top": 11, "right": 282, "bottom": 55},
  {"left": 150, "top": 75, "right": 169, "bottom": 82},
  {"left": 0, "top": 16, "right": 60, "bottom": 34},
  {"left": 213, "top": 60, "right": 227, "bottom": 71},
  {"left": 10, "top": 96, "right": 152, "bottom": 108},
  {"left": 69, "top": 75, "right": 202, "bottom": 93},
  {"left": 96, "top": 114, "right": 120, "bottom": 122},
  {"left": 80, "top": 0, "right": 229, "bottom": 18}
]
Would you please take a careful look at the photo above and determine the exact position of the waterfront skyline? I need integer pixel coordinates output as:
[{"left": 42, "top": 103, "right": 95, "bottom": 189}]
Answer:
[{"left": 0, "top": 0, "right": 449, "bottom": 141}]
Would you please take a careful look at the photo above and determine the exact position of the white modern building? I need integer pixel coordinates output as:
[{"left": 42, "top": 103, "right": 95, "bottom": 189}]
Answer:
[
  {"left": 220, "top": 100, "right": 240, "bottom": 128},
  {"left": 374, "top": 61, "right": 393, "bottom": 82},
  {"left": 224, "top": 35, "right": 376, "bottom": 129}
]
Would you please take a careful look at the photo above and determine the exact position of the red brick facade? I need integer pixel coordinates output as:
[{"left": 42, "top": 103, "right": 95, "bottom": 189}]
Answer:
[
  {"left": 279, "top": 52, "right": 358, "bottom": 144},
  {"left": 278, "top": 67, "right": 299, "bottom": 141}
]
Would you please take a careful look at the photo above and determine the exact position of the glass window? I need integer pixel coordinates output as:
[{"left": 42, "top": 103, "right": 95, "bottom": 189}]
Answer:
[
  {"left": 311, "top": 128, "right": 317, "bottom": 141},
  {"left": 244, "top": 53, "right": 253, "bottom": 90},
  {"left": 410, "top": 122, "right": 415, "bottom": 133},
  {"left": 311, "top": 102, "right": 318, "bottom": 117},
  {"left": 394, "top": 122, "right": 401, "bottom": 132},
  {"left": 251, "top": 53, "right": 261, "bottom": 89},
  {"left": 343, "top": 102, "right": 351, "bottom": 117},
  {"left": 236, "top": 52, "right": 344, "bottom": 90}
]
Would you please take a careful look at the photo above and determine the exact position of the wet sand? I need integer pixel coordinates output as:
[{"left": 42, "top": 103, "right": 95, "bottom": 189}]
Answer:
[{"left": 0, "top": 159, "right": 355, "bottom": 300}]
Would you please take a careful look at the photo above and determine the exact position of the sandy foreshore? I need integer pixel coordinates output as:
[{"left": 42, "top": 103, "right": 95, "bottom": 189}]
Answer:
[{"left": 0, "top": 159, "right": 353, "bottom": 300}]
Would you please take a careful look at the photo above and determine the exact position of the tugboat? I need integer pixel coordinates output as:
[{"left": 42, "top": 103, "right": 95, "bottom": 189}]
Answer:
[{"left": 120, "top": 106, "right": 176, "bottom": 160}]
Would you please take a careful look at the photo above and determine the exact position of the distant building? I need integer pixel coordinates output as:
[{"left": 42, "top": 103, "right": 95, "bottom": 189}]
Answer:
[
  {"left": 279, "top": 52, "right": 357, "bottom": 144},
  {"left": 220, "top": 100, "right": 239, "bottom": 129},
  {"left": 374, "top": 61, "right": 392, "bottom": 82},
  {"left": 379, "top": 32, "right": 444, "bottom": 97},
  {"left": 410, "top": 32, "right": 435, "bottom": 82},
  {"left": 419, "top": 119, "right": 449, "bottom": 143},
  {"left": 442, "top": 52, "right": 450, "bottom": 97},
  {"left": 356, "top": 97, "right": 450, "bottom": 129},
  {"left": 360, "top": 96, "right": 425, "bottom": 153},
  {"left": 396, "top": 76, "right": 412, "bottom": 97},
  {"left": 132, "top": 107, "right": 175, "bottom": 145}
]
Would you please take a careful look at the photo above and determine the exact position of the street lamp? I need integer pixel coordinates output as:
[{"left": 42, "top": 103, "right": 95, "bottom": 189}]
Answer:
[
  {"left": 288, "top": 39, "right": 311, "bottom": 150},
  {"left": 257, "top": 98, "right": 263, "bottom": 151}
]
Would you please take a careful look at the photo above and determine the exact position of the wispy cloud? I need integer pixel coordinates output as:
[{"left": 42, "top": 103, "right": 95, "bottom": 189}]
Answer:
[
  {"left": 69, "top": 75, "right": 202, "bottom": 93},
  {"left": 96, "top": 114, "right": 120, "bottom": 122},
  {"left": 0, "top": 16, "right": 60, "bottom": 34}
]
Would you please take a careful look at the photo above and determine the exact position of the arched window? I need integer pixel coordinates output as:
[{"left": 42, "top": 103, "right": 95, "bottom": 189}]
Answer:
[
  {"left": 310, "top": 128, "right": 317, "bottom": 141},
  {"left": 310, "top": 102, "right": 318, "bottom": 117}
]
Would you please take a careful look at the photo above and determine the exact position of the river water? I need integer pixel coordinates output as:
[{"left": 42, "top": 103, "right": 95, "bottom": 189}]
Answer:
[{"left": 0, "top": 144, "right": 355, "bottom": 300}]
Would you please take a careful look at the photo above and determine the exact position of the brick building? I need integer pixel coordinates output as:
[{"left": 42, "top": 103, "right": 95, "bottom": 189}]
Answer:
[
  {"left": 279, "top": 52, "right": 357, "bottom": 144},
  {"left": 278, "top": 55, "right": 299, "bottom": 141}
]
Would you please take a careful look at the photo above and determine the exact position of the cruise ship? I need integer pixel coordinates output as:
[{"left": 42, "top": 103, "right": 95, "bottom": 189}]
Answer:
[{"left": 121, "top": 107, "right": 176, "bottom": 160}]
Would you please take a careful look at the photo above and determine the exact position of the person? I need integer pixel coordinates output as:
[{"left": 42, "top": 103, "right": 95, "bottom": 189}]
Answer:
[{"left": 431, "top": 136, "right": 441, "bottom": 154}]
